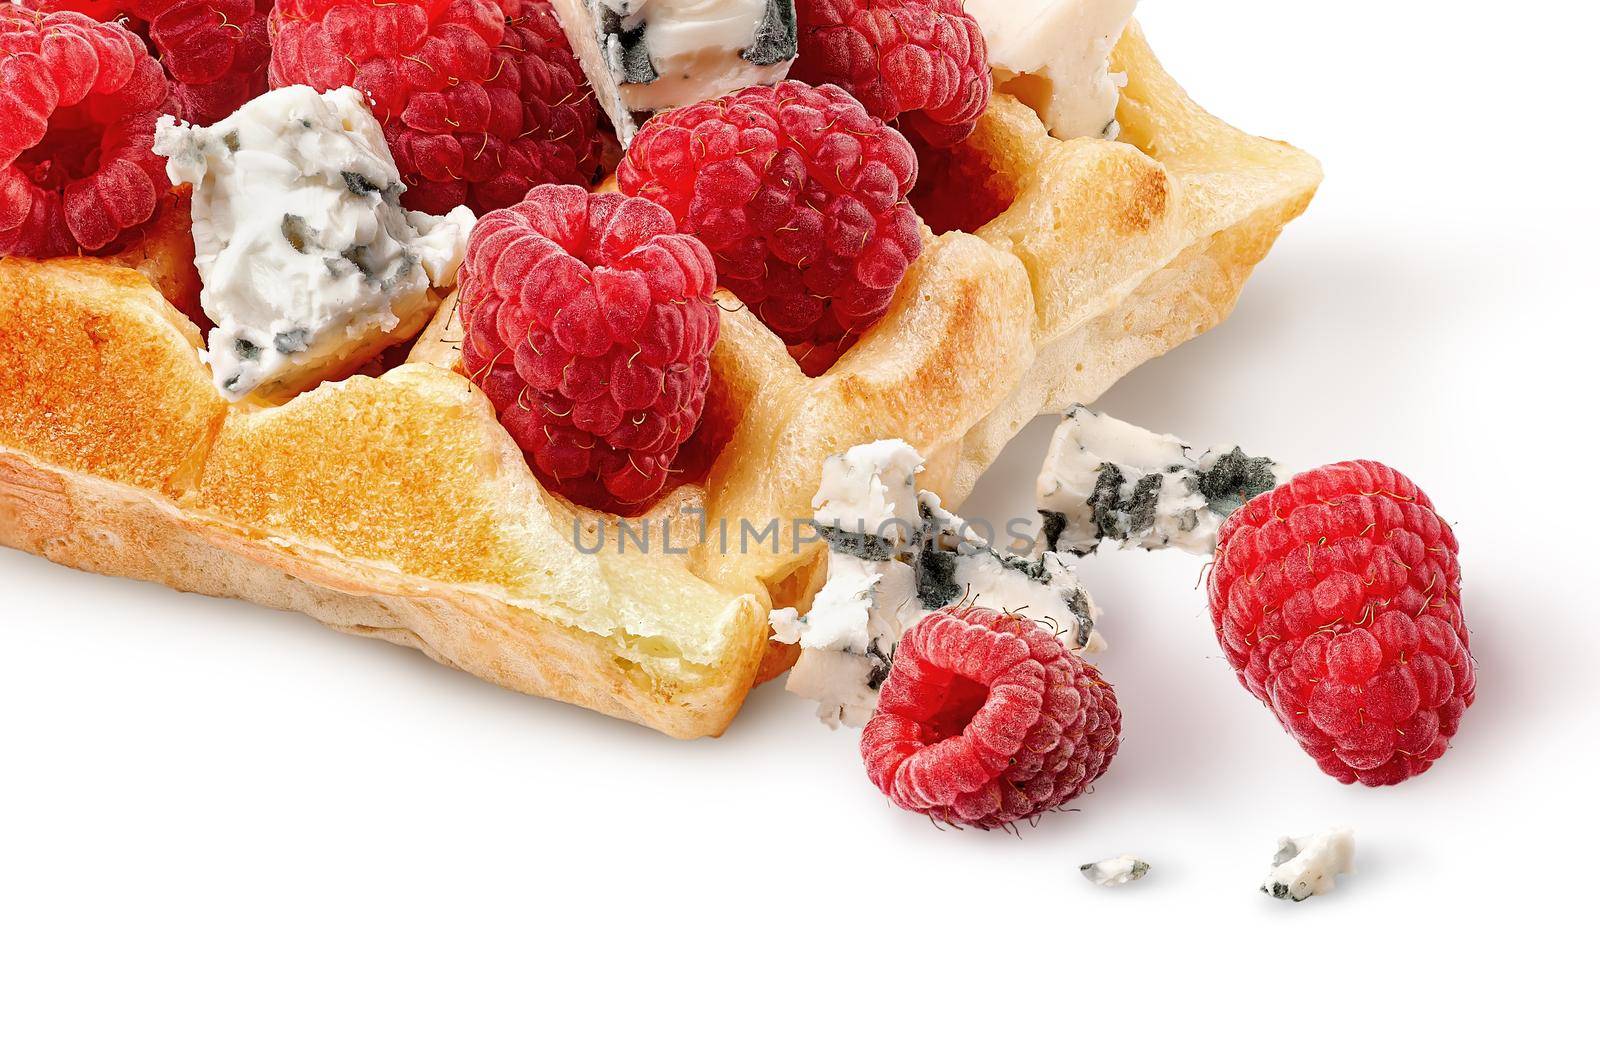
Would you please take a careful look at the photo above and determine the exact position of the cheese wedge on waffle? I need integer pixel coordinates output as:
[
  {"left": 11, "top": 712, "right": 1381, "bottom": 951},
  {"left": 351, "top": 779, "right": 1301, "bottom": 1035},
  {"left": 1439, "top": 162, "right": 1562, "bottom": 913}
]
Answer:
[{"left": 0, "top": 24, "right": 1319, "bottom": 737}]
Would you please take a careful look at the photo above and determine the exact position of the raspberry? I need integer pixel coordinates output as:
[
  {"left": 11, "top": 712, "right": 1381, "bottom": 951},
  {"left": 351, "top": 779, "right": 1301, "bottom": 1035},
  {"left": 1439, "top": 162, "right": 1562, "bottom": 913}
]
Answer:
[
  {"left": 860, "top": 607, "right": 1121, "bottom": 829},
  {"left": 617, "top": 80, "right": 922, "bottom": 375},
  {"left": 792, "top": 0, "right": 991, "bottom": 147},
  {"left": 1208, "top": 461, "right": 1476, "bottom": 786},
  {"left": 0, "top": 9, "right": 173, "bottom": 257},
  {"left": 457, "top": 185, "right": 718, "bottom": 512},
  {"left": 26, "top": 0, "right": 273, "bottom": 126},
  {"left": 269, "top": 0, "right": 606, "bottom": 214},
  {"left": 905, "top": 123, "right": 1014, "bottom": 236},
  {"left": 150, "top": 0, "right": 273, "bottom": 125}
]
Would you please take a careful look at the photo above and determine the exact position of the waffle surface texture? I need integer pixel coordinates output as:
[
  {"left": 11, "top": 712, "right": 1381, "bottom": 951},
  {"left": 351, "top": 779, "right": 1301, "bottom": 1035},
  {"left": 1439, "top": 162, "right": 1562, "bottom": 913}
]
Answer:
[{"left": 0, "top": 25, "right": 1320, "bottom": 737}]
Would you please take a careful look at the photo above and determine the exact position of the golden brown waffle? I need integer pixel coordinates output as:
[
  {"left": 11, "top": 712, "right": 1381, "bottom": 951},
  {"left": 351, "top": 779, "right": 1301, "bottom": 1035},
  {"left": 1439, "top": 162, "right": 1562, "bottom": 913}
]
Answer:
[{"left": 0, "top": 24, "right": 1319, "bottom": 738}]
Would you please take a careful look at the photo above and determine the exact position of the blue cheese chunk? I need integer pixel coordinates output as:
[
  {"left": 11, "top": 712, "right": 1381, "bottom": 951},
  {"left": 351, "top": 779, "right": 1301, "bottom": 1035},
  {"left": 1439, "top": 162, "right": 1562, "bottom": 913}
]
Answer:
[
  {"left": 966, "top": 0, "right": 1138, "bottom": 140},
  {"left": 552, "top": 0, "right": 797, "bottom": 145},
  {"left": 155, "top": 86, "right": 474, "bottom": 401},
  {"left": 772, "top": 440, "right": 1103, "bottom": 728},
  {"left": 812, "top": 438, "right": 923, "bottom": 536},
  {"left": 1036, "top": 405, "right": 1287, "bottom": 557},
  {"left": 1261, "top": 828, "right": 1355, "bottom": 903}
]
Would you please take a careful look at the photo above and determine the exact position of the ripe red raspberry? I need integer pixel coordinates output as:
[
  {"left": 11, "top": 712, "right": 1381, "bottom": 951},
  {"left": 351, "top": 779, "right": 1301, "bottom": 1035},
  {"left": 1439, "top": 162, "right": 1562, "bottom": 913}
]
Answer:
[
  {"left": 861, "top": 607, "right": 1121, "bottom": 830},
  {"left": 1208, "top": 461, "right": 1476, "bottom": 786},
  {"left": 26, "top": 0, "right": 273, "bottom": 126},
  {"left": 792, "top": 0, "right": 991, "bottom": 147},
  {"left": 0, "top": 9, "right": 173, "bottom": 257},
  {"left": 269, "top": 0, "right": 605, "bottom": 214},
  {"left": 150, "top": 0, "right": 273, "bottom": 125},
  {"left": 458, "top": 185, "right": 718, "bottom": 512},
  {"left": 617, "top": 81, "right": 922, "bottom": 375}
]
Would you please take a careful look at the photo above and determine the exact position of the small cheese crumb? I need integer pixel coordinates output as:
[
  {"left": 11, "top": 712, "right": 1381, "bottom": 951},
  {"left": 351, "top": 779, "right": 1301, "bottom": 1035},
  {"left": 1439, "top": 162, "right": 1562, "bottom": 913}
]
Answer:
[
  {"left": 1080, "top": 855, "right": 1150, "bottom": 887},
  {"left": 1261, "top": 828, "right": 1355, "bottom": 903}
]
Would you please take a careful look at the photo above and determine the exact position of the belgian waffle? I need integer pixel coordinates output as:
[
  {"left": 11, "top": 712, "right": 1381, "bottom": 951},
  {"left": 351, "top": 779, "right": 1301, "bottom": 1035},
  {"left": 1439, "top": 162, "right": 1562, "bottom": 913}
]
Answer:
[{"left": 0, "top": 24, "right": 1319, "bottom": 737}]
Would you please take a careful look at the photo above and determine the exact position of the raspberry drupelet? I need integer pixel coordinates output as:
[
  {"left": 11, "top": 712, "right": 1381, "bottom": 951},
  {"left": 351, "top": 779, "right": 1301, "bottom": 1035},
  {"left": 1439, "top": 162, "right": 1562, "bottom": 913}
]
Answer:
[
  {"left": 617, "top": 80, "right": 922, "bottom": 375},
  {"left": 1208, "top": 460, "right": 1476, "bottom": 786},
  {"left": 0, "top": 8, "right": 174, "bottom": 258},
  {"left": 28, "top": 0, "right": 273, "bottom": 126},
  {"left": 457, "top": 185, "right": 718, "bottom": 512},
  {"left": 792, "top": 0, "right": 991, "bottom": 146},
  {"left": 269, "top": 0, "right": 606, "bottom": 214},
  {"left": 861, "top": 606, "right": 1121, "bottom": 830}
]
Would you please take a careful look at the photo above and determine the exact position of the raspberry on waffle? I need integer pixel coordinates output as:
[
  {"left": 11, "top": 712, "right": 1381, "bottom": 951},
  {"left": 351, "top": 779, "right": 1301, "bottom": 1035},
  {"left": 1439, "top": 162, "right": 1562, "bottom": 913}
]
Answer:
[
  {"left": 0, "top": 8, "right": 173, "bottom": 257},
  {"left": 618, "top": 80, "right": 922, "bottom": 375},
  {"left": 458, "top": 184, "right": 718, "bottom": 512},
  {"left": 25, "top": 0, "right": 273, "bottom": 126},
  {"left": 269, "top": 0, "right": 607, "bottom": 214},
  {"left": 793, "top": 0, "right": 992, "bottom": 146}
]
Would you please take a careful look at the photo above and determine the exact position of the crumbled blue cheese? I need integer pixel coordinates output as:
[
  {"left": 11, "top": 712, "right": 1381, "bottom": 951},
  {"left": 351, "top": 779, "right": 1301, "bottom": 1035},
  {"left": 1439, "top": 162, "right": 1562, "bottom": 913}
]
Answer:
[
  {"left": 552, "top": 0, "right": 797, "bottom": 145},
  {"left": 966, "top": 0, "right": 1137, "bottom": 139},
  {"left": 1080, "top": 855, "right": 1150, "bottom": 887},
  {"left": 772, "top": 439, "right": 1104, "bottom": 728},
  {"left": 1036, "top": 405, "right": 1286, "bottom": 556},
  {"left": 812, "top": 438, "right": 923, "bottom": 535},
  {"left": 155, "top": 85, "right": 474, "bottom": 400},
  {"left": 1261, "top": 828, "right": 1355, "bottom": 902}
]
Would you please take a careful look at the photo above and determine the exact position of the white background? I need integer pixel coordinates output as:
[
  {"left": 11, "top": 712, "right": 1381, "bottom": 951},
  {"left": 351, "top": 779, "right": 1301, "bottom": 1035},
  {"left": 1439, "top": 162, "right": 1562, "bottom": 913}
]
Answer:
[{"left": 2, "top": 1, "right": 1595, "bottom": 1057}]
